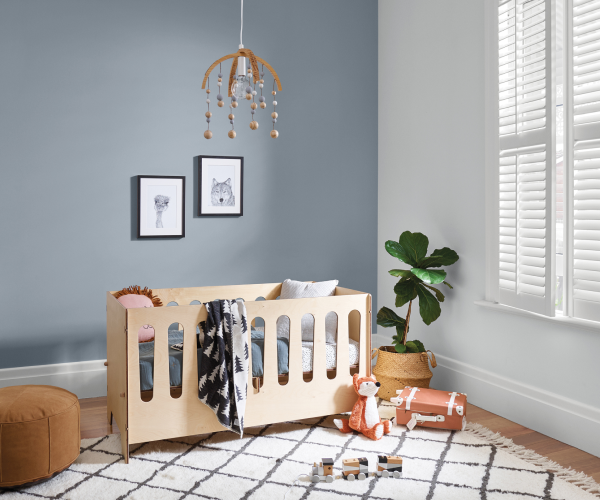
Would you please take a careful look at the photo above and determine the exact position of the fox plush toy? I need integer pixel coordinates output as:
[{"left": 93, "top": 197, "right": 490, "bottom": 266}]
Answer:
[{"left": 334, "top": 373, "right": 392, "bottom": 440}]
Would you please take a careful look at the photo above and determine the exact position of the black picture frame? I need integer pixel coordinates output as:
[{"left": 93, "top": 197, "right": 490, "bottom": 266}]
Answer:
[
  {"left": 137, "top": 175, "right": 186, "bottom": 238},
  {"left": 197, "top": 156, "right": 244, "bottom": 217}
]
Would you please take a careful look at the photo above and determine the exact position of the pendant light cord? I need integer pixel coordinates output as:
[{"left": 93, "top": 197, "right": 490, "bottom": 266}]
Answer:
[{"left": 240, "top": 0, "right": 244, "bottom": 47}]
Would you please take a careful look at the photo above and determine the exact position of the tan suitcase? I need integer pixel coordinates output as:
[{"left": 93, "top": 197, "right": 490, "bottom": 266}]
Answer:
[{"left": 392, "top": 386, "right": 467, "bottom": 431}]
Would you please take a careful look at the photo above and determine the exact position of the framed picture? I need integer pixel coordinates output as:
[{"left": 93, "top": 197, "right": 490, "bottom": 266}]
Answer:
[
  {"left": 137, "top": 175, "right": 185, "bottom": 238},
  {"left": 198, "top": 156, "right": 244, "bottom": 216}
]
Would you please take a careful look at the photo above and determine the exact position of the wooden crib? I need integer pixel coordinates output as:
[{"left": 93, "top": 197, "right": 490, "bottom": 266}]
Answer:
[{"left": 106, "top": 282, "right": 372, "bottom": 462}]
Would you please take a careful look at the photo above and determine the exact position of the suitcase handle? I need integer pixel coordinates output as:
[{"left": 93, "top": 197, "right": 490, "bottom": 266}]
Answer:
[{"left": 413, "top": 413, "right": 445, "bottom": 423}]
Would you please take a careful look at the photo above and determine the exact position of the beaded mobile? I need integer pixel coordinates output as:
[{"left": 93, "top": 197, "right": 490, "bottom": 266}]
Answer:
[{"left": 202, "top": 0, "right": 281, "bottom": 139}]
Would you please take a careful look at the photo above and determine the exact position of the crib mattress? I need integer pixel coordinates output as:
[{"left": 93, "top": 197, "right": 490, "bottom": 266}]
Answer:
[
  {"left": 137, "top": 330, "right": 360, "bottom": 391},
  {"left": 250, "top": 328, "right": 360, "bottom": 375}
]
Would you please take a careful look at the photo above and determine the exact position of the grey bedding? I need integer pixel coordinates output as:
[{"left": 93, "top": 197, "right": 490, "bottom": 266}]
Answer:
[{"left": 138, "top": 329, "right": 289, "bottom": 391}]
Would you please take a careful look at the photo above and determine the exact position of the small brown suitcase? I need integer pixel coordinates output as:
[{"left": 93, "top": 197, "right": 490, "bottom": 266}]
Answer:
[{"left": 392, "top": 386, "right": 467, "bottom": 431}]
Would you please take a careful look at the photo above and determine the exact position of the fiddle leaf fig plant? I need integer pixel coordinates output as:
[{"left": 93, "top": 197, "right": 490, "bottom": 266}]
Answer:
[{"left": 377, "top": 231, "right": 459, "bottom": 353}]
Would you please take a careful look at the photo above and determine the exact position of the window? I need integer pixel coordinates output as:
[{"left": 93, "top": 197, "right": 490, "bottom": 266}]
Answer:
[{"left": 488, "top": 0, "right": 600, "bottom": 323}]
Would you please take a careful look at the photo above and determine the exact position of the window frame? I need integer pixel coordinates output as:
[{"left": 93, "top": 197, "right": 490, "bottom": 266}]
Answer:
[{"left": 483, "top": 0, "right": 600, "bottom": 329}]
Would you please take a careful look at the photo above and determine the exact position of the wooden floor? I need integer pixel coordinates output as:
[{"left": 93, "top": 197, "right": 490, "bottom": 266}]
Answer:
[{"left": 80, "top": 397, "right": 600, "bottom": 483}]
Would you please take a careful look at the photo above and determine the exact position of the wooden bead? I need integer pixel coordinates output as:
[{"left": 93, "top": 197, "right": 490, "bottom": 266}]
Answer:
[
  {"left": 272, "top": 112, "right": 278, "bottom": 119},
  {"left": 228, "top": 114, "right": 234, "bottom": 120},
  {"left": 260, "top": 79, "right": 264, "bottom": 84},
  {"left": 217, "top": 101, "right": 224, "bottom": 107},
  {"left": 218, "top": 78, "right": 222, "bottom": 82},
  {"left": 249, "top": 121, "right": 259, "bottom": 130},
  {"left": 270, "top": 130, "right": 279, "bottom": 138},
  {"left": 245, "top": 94, "right": 252, "bottom": 100},
  {"left": 232, "top": 102, "right": 238, "bottom": 108},
  {"left": 260, "top": 102, "right": 267, "bottom": 109},
  {"left": 205, "top": 111, "right": 212, "bottom": 118},
  {"left": 206, "top": 89, "right": 211, "bottom": 94},
  {"left": 272, "top": 91, "right": 276, "bottom": 95},
  {"left": 251, "top": 103, "right": 258, "bottom": 110},
  {"left": 204, "top": 130, "right": 213, "bottom": 139},
  {"left": 228, "top": 130, "right": 236, "bottom": 139}
]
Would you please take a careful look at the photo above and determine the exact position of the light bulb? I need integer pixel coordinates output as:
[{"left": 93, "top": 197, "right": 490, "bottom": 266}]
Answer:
[{"left": 231, "top": 75, "right": 250, "bottom": 100}]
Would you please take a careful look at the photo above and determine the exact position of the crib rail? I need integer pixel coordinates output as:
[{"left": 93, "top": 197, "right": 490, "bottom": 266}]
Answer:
[{"left": 107, "top": 285, "right": 371, "bottom": 447}]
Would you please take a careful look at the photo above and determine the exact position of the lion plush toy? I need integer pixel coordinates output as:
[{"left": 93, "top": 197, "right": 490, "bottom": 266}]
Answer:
[
  {"left": 114, "top": 286, "right": 163, "bottom": 343},
  {"left": 334, "top": 373, "right": 392, "bottom": 440}
]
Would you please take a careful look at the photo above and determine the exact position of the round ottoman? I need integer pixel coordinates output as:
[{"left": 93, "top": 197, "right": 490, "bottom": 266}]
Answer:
[{"left": 0, "top": 385, "right": 80, "bottom": 488}]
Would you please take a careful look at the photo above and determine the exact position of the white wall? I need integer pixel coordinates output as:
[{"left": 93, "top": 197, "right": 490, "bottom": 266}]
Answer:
[{"left": 378, "top": 0, "right": 600, "bottom": 457}]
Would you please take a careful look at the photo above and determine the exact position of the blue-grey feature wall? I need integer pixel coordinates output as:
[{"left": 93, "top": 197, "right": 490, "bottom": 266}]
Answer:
[{"left": 0, "top": 0, "right": 377, "bottom": 369}]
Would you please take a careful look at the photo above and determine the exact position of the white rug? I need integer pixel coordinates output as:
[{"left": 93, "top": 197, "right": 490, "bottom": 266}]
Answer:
[{"left": 1, "top": 408, "right": 599, "bottom": 500}]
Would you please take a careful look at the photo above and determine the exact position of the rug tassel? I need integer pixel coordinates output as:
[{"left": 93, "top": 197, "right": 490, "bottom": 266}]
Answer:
[{"left": 465, "top": 423, "right": 600, "bottom": 497}]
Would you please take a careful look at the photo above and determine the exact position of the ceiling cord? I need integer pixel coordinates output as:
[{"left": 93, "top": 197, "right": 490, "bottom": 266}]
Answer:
[{"left": 240, "top": 0, "right": 244, "bottom": 47}]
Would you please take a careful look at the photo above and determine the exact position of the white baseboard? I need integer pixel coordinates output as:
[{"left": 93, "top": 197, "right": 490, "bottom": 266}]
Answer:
[
  {"left": 371, "top": 334, "right": 600, "bottom": 457},
  {"left": 0, "top": 360, "right": 107, "bottom": 399}
]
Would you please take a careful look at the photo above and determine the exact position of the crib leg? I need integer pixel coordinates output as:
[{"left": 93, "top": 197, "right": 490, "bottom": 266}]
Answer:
[{"left": 121, "top": 430, "right": 129, "bottom": 464}]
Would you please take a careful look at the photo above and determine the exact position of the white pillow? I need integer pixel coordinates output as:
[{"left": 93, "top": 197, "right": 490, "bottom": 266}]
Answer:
[{"left": 276, "top": 279, "right": 339, "bottom": 342}]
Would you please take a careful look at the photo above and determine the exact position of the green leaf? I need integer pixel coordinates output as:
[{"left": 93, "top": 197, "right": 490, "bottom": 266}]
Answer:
[
  {"left": 394, "top": 325, "right": 408, "bottom": 344},
  {"left": 407, "top": 273, "right": 424, "bottom": 285},
  {"left": 411, "top": 268, "right": 447, "bottom": 284},
  {"left": 394, "top": 280, "right": 418, "bottom": 308},
  {"left": 422, "top": 283, "right": 445, "bottom": 302},
  {"left": 442, "top": 281, "right": 453, "bottom": 289},
  {"left": 430, "top": 247, "right": 459, "bottom": 266},
  {"left": 395, "top": 344, "right": 407, "bottom": 354},
  {"left": 405, "top": 341, "right": 420, "bottom": 353},
  {"left": 399, "top": 231, "right": 429, "bottom": 265},
  {"left": 416, "top": 285, "right": 442, "bottom": 325},
  {"left": 410, "top": 339, "right": 426, "bottom": 352},
  {"left": 417, "top": 256, "right": 444, "bottom": 269},
  {"left": 385, "top": 240, "right": 417, "bottom": 266},
  {"left": 389, "top": 269, "right": 412, "bottom": 278},
  {"left": 376, "top": 307, "right": 407, "bottom": 328}
]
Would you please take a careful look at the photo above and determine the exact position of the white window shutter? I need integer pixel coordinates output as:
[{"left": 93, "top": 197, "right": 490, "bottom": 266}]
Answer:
[
  {"left": 571, "top": 0, "right": 600, "bottom": 321},
  {"left": 497, "top": 0, "right": 556, "bottom": 315}
]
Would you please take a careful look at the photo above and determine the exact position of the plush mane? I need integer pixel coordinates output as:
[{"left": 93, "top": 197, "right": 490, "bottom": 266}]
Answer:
[{"left": 114, "top": 286, "right": 163, "bottom": 307}]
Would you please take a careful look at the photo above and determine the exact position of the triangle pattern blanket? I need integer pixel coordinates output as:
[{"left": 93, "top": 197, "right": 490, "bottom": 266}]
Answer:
[{"left": 198, "top": 299, "right": 249, "bottom": 436}]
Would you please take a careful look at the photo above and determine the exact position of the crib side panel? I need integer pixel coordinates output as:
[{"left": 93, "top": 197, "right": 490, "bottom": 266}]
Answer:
[
  {"left": 122, "top": 291, "right": 371, "bottom": 444},
  {"left": 148, "top": 283, "right": 283, "bottom": 306},
  {"left": 244, "top": 293, "right": 371, "bottom": 425},
  {"left": 126, "top": 305, "right": 230, "bottom": 444},
  {"left": 106, "top": 293, "right": 127, "bottom": 439}
]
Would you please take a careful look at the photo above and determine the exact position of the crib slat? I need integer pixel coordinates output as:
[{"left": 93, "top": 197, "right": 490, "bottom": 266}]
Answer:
[
  {"left": 312, "top": 311, "right": 328, "bottom": 383},
  {"left": 287, "top": 312, "right": 303, "bottom": 384},
  {"left": 262, "top": 314, "right": 278, "bottom": 387},
  {"left": 336, "top": 309, "right": 350, "bottom": 377},
  {"left": 152, "top": 322, "right": 170, "bottom": 398},
  {"left": 181, "top": 320, "right": 198, "bottom": 399}
]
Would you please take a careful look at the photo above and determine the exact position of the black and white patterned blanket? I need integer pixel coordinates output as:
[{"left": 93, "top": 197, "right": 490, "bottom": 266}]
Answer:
[{"left": 198, "top": 299, "right": 249, "bottom": 436}]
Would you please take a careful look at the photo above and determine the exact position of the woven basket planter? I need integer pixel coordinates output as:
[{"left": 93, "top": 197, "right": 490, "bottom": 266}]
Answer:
[{"left": 372, "top": 346, "right": 437, "bottom": 401}]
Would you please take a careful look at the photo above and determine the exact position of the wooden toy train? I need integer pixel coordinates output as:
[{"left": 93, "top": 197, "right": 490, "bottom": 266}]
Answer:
[{"left": 311, "top": 455, "right": 403, "bottom": 482}]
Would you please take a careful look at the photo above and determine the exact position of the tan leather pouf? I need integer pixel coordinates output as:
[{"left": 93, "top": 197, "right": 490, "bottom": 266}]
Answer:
[{"left": 0, "top": 385, "right": 80, "bottom": 488}]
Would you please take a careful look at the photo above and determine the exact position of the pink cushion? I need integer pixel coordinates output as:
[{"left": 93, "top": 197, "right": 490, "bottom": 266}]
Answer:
[{"left": 116, "top": 295, "right": 155, "bottom": 342}]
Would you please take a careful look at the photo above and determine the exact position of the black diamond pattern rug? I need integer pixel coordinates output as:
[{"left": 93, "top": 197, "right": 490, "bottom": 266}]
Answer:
[{"left": 1, "top": 408, "right": 599, "bottom": 500}]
